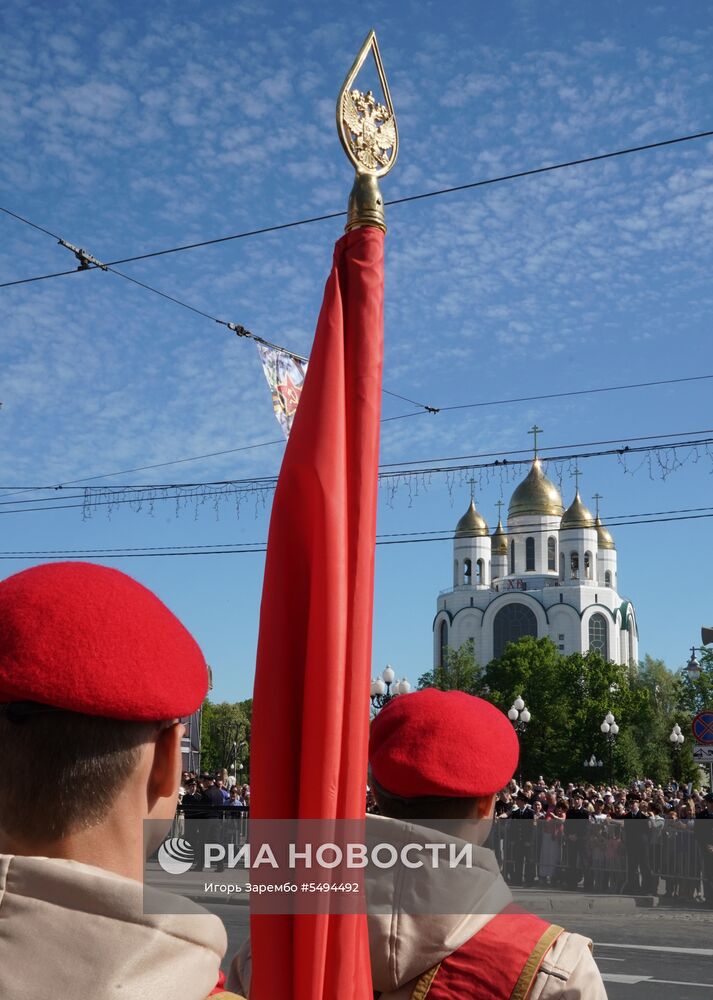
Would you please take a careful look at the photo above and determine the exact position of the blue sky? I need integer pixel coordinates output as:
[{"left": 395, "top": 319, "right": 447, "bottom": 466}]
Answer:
[{"left": 1, "top": 0, "right": 712, "bottom": 702}]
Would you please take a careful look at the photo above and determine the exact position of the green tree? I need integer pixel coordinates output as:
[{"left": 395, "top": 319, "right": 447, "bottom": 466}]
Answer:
[
  {"left": 200, "top": 699, "right": 251, "bottom": 777},
  {"left": 677, "top": 645, "right": 713, "bottom": 716},
  {"left": 480, "top": 637, "right": 644, "bottom": 783},
  {"left": 630, "top": 655, "right": 697, "bottom": 784},
  {"left": 417, "top": 639, "right": 480, "bottom": 694}
]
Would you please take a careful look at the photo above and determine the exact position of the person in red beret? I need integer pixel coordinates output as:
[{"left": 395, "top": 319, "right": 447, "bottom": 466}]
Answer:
[
  {"left": 363, "top": 689, "right": 607, "bottom": 1000},
  {"left": 0, "top": 562, "right": 244, "bottom": 1000},
  {"left": 228, "top": 688, "right": 607, "bottom": 999}
]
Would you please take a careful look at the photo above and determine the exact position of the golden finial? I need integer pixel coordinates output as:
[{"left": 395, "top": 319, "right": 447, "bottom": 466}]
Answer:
[{"left": 337, "top": 30, "right": 398, "bottom": 233}]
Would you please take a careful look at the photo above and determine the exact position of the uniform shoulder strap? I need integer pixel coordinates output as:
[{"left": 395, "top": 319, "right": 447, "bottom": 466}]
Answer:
[{"left": 411, "top": 906, "right": 563, "bottom": 1000}]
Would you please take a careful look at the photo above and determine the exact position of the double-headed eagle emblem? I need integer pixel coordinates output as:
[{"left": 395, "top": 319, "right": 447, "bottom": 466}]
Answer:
[
  {"left": 341, "top": 88, "right": 397, "bottom": 173},
  {"left": 337, "top": 31, "right": 398, "bottom": 180}
]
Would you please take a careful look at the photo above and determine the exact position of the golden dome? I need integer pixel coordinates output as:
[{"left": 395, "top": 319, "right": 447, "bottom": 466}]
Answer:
[
  {"left": 508, "top": 459, "right": 564, "bottom": 518},
  {"left": 455, "top": 499, "right": 489, "bottom": 538},
  {"left": 596, "top": 516, "right": 616, "bottom": 550},
  {"left": 561, "top": 492, "right": 595, "bottom": 530},
  {"left": 491, "top": 518, "right": 507, "bottom": 555}
]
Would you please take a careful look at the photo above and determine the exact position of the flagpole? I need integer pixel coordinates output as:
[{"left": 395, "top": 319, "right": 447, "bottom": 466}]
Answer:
[{"left": 247, "top": 30, "right": 398, "bottom": 1000}]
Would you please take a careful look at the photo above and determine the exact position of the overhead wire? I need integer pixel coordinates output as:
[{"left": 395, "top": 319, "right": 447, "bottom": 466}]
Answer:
[
  {"left": 1, "top": 432, "right": 712, "bottom": 515},
  {"left": 4, "top": 127, "right": 713, "bottom": 423},
  {"left": 2, "top": 127, "right": 713, "bottom": 289},
  {"left": 0, "top": 506, "right": 712, "bottom": 559},
  {"left": 1, "top": 426, "right": 710, "bottom": 495},
  {"left": 0, "top": 502, "right": 710, "bottom": 551}
]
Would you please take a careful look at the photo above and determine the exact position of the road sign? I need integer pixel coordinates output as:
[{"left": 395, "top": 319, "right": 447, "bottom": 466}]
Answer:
[
  {"left": 692, "top": 711, "right": 713, "bottom": 745},
  {"left": 692, "top": 746, "right": 713, "bottom": 762}
]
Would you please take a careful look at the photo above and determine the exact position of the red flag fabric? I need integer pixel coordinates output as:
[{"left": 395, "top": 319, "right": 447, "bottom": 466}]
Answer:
[{"left": 249, "top": 226, "right": 384, "bottom": 1000}]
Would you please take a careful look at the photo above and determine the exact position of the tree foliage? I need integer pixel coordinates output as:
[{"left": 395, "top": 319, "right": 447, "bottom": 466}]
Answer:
[
  {"left": 200, "top": 699, "right": 251, "bottom": 778},
  {"left": 417, "top": 639, "right": 480, "bottom": 694},
  {"left": 416, "top": 638, "right": 710, "bottom": 785}
]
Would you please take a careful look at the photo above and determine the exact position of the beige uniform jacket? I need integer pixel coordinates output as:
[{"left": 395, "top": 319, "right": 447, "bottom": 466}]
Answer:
[
  {"left": 229, "top": 815, "right": 608, "bottom": 999},
  {"left": 0, "top": 853, "right": 231, "bottom": 1000}
]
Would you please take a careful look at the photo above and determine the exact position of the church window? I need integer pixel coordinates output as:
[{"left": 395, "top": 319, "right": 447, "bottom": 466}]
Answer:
[
  {"left": 463, "top": 558, "right": 472, "bottom": 585},
  {"left": 454, "top": 559, "right": 459, "bottom": 587},
  {"left": 570, "top": 552, "right": 579, "bottom": 579},
  {"left": 547, "top": 536, "right": 556, "bottom": 571},
  {"left": 559, "top": 553, "right": 565, "bottom": 582},
  {"left": 493, "top": 603, "right": 538, "bottom": 659},
  {"left": 525, "top": 537, "right": 535, "bottom": 571},
  {"left": 588, "top": 613, "right": 608, "bottom": 660},
  {"left": 605, "top": 570, "right": 612, "bottom": 588},
  {"left": 509, "top": 540, "right": 515, "bottom": 575},
  {"left": 584, "top": 551, "right": 592, "bottom": 580},
  {"left": 439, "top": 620, "right": 448, "bottom": 667},
  {"left": 476, "top": 558, "right": 485, "bottom": 584}
]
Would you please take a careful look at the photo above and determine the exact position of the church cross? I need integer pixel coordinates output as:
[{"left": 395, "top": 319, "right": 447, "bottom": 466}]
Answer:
[
  {"left": 593, "top": 493, "right": 603, "bottom": 518},
  {"left": 495, "top": 498, "right": 504, "bottom": 522},
  {"left": 528, "top": 424, "right": 543, "bottom": 457},
  {"left": 571, "top": 465, "right": 582, "bottom": 495},
  {"left": 467, "top": 477, "right": 476, "bottom": 503}
]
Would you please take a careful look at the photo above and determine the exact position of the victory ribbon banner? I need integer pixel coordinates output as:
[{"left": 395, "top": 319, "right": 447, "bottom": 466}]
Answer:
[{"left": 256, "top": 343, "right": 307, "bottom": 437}]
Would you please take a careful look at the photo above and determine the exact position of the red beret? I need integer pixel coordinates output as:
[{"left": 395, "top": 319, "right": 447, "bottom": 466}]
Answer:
[
  {"left": 369, "top": 689, "right": 519, "bottom": 798},
  {"left": 0, "top": 562, "right": 209, "bottom": 720}
]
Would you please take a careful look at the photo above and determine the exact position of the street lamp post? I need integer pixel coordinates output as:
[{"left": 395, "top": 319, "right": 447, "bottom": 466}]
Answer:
[
  {"left": 370, "top": 665, "right": 411, "bottom": 712},
  {"left": 686, "top": 646, "right": 703, "bottom": 682},
  {"left": 508, "top": 697, "right": 530, "bottom": 785},
  {"left": 584, "top": 754, "right": 604, "bottom": 774},
  {"left": 507, "top": 696, "right": 531, "bottom": 734},
  {"left": 669, "top": 724, "right": 685, "bottom": 783},
  {"left": 600, "top": 712, "right": 619, "bottom": 785}
]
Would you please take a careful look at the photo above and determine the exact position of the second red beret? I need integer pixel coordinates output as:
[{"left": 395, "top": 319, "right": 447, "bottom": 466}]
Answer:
[{"left": 369, "top": 688, "right": 519, "bottom": 798}]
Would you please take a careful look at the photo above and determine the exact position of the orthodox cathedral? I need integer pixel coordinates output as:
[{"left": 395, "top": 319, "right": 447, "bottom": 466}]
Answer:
[{"left": 433, "top": 442, "right": 639, "bottom": 669}]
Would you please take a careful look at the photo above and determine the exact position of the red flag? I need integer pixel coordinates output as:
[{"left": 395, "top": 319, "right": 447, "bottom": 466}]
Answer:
[{"left": 249, "top": 226, "right": 384, "bottom": 1000}]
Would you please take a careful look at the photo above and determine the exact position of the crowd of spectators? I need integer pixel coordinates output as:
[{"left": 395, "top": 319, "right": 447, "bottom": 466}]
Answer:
[
  {"left": 179, "top": 770, "right": 250, "bottom": 809},
  {"left": 366, "top": 774, "right": 713, "bottom": 906},
  {"left": 177, "top": 770, "right": 712, "bottom": 905},
  {"left": 489, "top": 776, "right": 713, "bottom": 906}
]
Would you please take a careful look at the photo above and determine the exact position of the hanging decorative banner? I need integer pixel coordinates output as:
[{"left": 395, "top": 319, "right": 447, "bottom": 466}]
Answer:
[{"left": 256, "top": 343, "right": 308, "bottom": 437}]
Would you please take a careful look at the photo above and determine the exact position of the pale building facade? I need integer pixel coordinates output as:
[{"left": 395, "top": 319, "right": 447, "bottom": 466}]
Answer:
[{"left": 434, "top": 457, "right": 639, "bottom": 668}]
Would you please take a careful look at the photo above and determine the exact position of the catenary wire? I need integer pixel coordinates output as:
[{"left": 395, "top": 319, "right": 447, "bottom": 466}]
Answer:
[
  {"left": 2, "top": 128, "right": 712, "bottom": 289},
  {"left": 1, "top": 405, "right": 711, "bottom": 503},
  {"left": 0, "top": 427, "right": 710, "bottom": 497},
  {"left": 0, "top": 508, "right": 711, "bottom": 560},
  {"left": 1, "top": 503, "right": 711, "bottom": 554},
  {"left": 4, "top": 128, "right": 713, "bottom": 416},
  {"left": 1, "top": 434, "right": 712, "bottom": 514}
]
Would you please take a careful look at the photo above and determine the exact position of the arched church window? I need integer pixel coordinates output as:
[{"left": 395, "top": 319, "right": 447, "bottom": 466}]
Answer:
[
  {"left": 559, "top": 552, "right": 565, "bottom": 582},
  {"left": 493, "top": 603, "right": 538, "bottom": 659},
  {"left": 510, "top": 540, "right": 515, "bottom": 575},
  {"left": 476, "top": 558, "right": 484, "bottom": 584},
  {"left": 604, "top": 570, "right": 612, "bottom": 588},
  {"left": 584, "top": 551, "right": 592, "bottom": 580},
  {"left": 548, "top": 537, "right": 556, "bottom": 571},
  {"left": 439, "top": 620, "right": 448, "bottom": 667},
  {"left": 525, "top": 537, "right": 535, "bottom": 572},
  {"left": 570, "top": 552, "right": 579, "bottom": 579},
  {"left": 463, "top": 558, "right": 472, "bottom": 585},
  {"left": 588, "top": 613, "right": 608, "bottom": 660}
]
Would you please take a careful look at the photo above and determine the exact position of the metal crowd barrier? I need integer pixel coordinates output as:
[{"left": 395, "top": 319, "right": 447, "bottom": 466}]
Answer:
[{"left": 488, "top": 817, "right": 706, "bottom": 898}]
